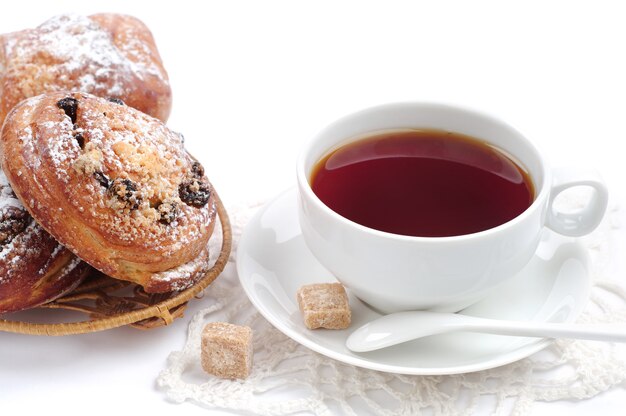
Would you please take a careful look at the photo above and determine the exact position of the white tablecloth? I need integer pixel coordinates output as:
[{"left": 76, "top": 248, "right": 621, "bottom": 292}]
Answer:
[{"left": 2, "top": 1, "right": 625, "bottom": 414}]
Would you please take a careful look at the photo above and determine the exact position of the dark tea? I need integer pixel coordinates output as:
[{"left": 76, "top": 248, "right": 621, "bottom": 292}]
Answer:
[{"left": 310, "top": 129, "right": 534, "bottom": 237}]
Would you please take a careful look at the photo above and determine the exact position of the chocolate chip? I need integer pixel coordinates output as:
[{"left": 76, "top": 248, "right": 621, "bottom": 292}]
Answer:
[
  {"left": 0, "top": 208, "right": 32, "bottom": 246},
  {"left": 157, "top": 200, "right": 180, "bottom": 224},
  {"left": 74, "top": 133, "right": 85, "bottom": 149},
  {"left": 177, "top": 132, "right": 185, "bottom": 143},
  {"left": 191, "top": 162, "right": 205, "bottom": 178},
  {"left": 179, "top": 179, "right": 211, "bottom": 208},
  {"left": 109, "top": 178, "right": 142, "bottom": 210},
  {"left": 93, "top": 171, "right": 111, "bottom": 188},
  {"left": 56, "top": 97, "right": 78, "bottom": 124},
  {"left": 108, "top": 97, "right": 125, "bottom": 105}
]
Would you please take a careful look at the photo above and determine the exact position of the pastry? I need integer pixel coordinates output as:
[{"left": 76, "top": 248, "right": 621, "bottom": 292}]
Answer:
[
  {"left": 0, "top": 13, "right": 171, "bottom": 126},
  {"left": 0, "top": 168, "right": 90, "bottom": 314},
  {"left": 1, "top": 92, "right": 216, "bottom": 293}
]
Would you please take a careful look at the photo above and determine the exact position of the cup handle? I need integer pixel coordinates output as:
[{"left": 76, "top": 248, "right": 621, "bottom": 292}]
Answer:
[{"left": 546, "top": 167, "right": 609, "bottom": 237}]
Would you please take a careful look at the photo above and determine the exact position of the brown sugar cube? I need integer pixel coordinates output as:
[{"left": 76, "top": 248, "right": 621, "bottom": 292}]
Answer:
[
  {"left": 297, "top": 283, "right": 351, "bottom": 329},
  {"left": 201, "top": 322, "right": 253, "bottom": 379}
]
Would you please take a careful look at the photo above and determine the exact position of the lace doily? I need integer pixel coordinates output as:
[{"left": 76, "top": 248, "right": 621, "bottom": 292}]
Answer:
[{"left": 157, "top": 199, "right": 626, "bottom": 415}]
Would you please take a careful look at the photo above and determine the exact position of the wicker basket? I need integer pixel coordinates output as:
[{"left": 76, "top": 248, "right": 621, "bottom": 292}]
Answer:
[{"left": 0, "top": 190, "right": 232, "bottom": 336}]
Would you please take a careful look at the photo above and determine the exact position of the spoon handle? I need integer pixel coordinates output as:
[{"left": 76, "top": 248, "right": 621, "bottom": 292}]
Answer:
[
  {"left": 471, "top": 319, "right": 626, "bottom": 342},
  {"left": 346, "top": 311, "right": 626, "bottom": 353}
]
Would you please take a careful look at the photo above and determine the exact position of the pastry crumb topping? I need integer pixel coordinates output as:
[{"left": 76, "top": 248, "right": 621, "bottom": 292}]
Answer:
[
  {"left": 108, "top": 178, "right": 142, "bottom": 211},
  {"left": 73, "top": 145, "right": 103, "bottom": 175},
  {"left": 157, "top": 198, "right": 180, "bottom": 225}
]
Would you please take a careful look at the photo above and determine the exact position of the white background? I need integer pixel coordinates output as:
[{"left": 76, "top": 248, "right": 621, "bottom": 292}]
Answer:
[{"left": 1, "top": 1, "right": 626, "bottom": 414}]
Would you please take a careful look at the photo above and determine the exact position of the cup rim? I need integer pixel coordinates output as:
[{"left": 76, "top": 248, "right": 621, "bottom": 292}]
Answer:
[{"left": 296, "top": 101, "right": 551, "bottom": 243}]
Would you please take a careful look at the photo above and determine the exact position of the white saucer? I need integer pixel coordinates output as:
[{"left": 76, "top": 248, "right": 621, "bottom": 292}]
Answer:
[{"left": 237, "top": 188, "right": 591, "bottom": 375}]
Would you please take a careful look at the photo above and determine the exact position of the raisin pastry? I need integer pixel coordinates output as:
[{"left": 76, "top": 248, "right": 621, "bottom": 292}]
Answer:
[
  {"left": 0, "top": 168, "right": 90, "bottom": 314},
  {"left": 1, "top": 92, "right": 216, "bottom": 293},
  {"left": 0, "top": 13, "right": 171, "bottom": 125}
]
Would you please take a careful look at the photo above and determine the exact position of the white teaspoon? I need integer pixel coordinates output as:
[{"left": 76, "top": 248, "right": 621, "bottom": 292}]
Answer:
[{"left": 346, "top": 311, "right": 626, "bottom": 353}]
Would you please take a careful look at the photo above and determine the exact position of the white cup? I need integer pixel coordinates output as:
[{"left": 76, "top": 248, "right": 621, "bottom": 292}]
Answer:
[{"left": 296, "top": 102, "right": 608, "bottom": 313}]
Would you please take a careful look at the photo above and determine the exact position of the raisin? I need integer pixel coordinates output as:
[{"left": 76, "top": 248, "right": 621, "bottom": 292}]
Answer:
[
  {"left": 191, "top": 161, "right": 205, "bottom": 178},
  {"left": 108, "top": 178, "right": 141, "bottom": 210},
  {"left": 0, "top": 208, "right": 32, "bottom": 246},
  {"left": 179, "top": 179, "right": 211, "bottom": 208},
  {"left": 56, "top": 97, "right": 78, "bottom": 124},
  {"left": 108, "top": 97, "right": 125, "bottom": 105},
  {"left": 93, "top": 171, "right": 111, "bottom": 188},
  {"left": 157, "top": 200, "right": 179, "bottom": 224},
  {"left": 74, "top": 133, "right": 85, "bottom": 149}
]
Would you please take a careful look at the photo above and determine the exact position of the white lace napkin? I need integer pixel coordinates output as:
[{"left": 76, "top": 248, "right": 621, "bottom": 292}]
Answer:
[{"left": 157, "top": 198, "right": 626, "bottom": 415}]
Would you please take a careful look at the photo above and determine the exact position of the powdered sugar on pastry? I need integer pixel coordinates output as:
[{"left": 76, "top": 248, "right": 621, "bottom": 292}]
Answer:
[
  {"left": 148, "top": 246, "right": 212, "bottom": 292},
  {"left": 0, "top": 13, "right": 172, "bottom": 123},
  {"left": 32, "top": 14, "right": 163, "bottom": 91}
]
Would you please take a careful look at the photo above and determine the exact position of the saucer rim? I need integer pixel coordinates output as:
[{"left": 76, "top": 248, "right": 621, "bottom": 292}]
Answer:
[{"left": 236, "top": 187, "right": 589, "bottom": 375}]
